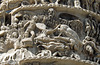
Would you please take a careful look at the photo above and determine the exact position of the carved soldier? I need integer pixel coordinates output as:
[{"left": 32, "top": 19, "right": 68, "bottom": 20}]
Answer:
[
  {"left": 24, "top": 16, "right": 38, "bottom": 32},
  {"left": 86, "top": 45, "right": 94, "bottom": 55},
  {"left": 85, "top": 44, "right": 94, "bottom": 60},
  {"left": 0, "top": 24, "right": 10, "bottom": 38},
  {"left": 48, "top": 8, "right": 55, "bottom": 19},
  {"left": 46, "top": 8, "right": 57, "bottom": 28},
  {"left": 18, "top": 21, "right": 25, "bottom": 36},
  {"left": 5, "top": 31, "right": 21, "bottom": 50},
  {"left": 58, "top": 24, "right": 80, "bottom": 40},
  {"left": 20, "top": 31, "right": 34, "bottom": 48}
]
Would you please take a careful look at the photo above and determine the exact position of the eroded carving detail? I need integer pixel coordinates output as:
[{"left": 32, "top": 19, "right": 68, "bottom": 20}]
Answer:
[{"left": 0, "top": 0, "right": 99, "bottom": 65}]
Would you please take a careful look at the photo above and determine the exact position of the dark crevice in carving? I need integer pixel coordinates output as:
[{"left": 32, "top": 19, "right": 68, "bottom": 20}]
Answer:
[
  {"left": 38, "top": 46, "right": 45, "bottom": 50},
  {"left": 21, "top": 1, "right": 30, "bottom": 6},
  {"left": 5, "top": 14, "right": 11, "bottom": 25},
  {"left": 59, "top": 13, "right": 79, "bottom": 20}
]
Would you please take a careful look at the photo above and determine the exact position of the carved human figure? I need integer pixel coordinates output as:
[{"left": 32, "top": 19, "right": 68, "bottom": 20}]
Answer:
[
  {"left": 45, "top": 8, "right": 57, "bottom": 27},
  {"left": 0, "top": 1, "right": 8, "bottom": 23},
  {"left": 20, "top": 31, "right": 35, "bottom": 48},
  {"left": 5, "top": 31, "right": 21, "bottom": 50},
  {"left": 74, "top": 0, "right": 80, "bottom": 8},
  {"left": 24, "top": 16, "right": 38, "bottom": 32},
  {"left": 86, "top": 0, "right": 94, "bottom": 10},
  {"left": 12, "top": 32, "right": 18, "bottom": 38},
  {"left": 58, "top": 24, "right": 80, "bottom": 40},
  {"left": 0, "top": 24, "right": 10, "bottom": 52},
  {"left": 48, "top": 8, "right": 55, "bottom": 19},
  {"left": 18, "top": 21, "right": 25, "bottom": 36},
  {"left": 37, "top": 50, "right": 52, "bottom": 57},
  {"left": 12, "top": 23, "right": 18, "bottom": 29},
  {"left": 0, "top": 24, "right": 10, "bottom": 38},
  {"left": 0, "top": 2, "right": 7, "bottom": 10},
  {"left": 85, "top": 45, "right": 94, "bottom": 55},
  {"left": 67, "top": 0, "right": 74, "bottom": 6},
  {"left": 93, "top": 0, "right": 99, "bottom": 13}
]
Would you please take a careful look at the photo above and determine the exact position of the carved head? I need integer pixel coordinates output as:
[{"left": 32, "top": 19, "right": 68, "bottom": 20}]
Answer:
[
  {"left": 12, "top": 23, "right": 18, "bottom": 28},
  {"left": 85, "top": 36, "right": 90, "bottom": 41},
  {"left": 18, "top": 22, "right": 23, "bottom": 28},
  {"left": 12, "top": 32, "right": 18, "bottom": 38},
  {"left": 32, "top": 16, "right": 38, "bottom": 22},
  {"left": 86, "top": 45, "right": 93, "bottom": 54},
  {"left": 24, "top": 32, "right": 29, "bottom": 38},
  {"left": 48, "top": 8, "right": 55, "bottom": 15},
  {"left": 1, "top": 26, "right": 6, "bottom": 30}
]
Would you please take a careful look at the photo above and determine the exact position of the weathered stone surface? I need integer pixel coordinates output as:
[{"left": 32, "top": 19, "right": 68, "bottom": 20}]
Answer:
[{"left": 0, "top": 0, "right": 100, "bottom": 65}]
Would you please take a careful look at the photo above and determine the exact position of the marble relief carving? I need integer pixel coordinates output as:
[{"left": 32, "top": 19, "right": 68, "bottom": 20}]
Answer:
[{"left": 0, "top": 0, "right": 100, "bottom": 65}]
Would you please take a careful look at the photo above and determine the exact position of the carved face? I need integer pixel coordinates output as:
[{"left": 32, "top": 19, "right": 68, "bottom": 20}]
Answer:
[
  {"left": 86, "top": 45, "right": 93, "bottom": 54},
  {"left": 13, "top": 23, "right": 18, "bottom": 28},
  {"left": 32, "top": 16, "right": 38, "bottom": 22},
  {"left": 12, "top": 32, "right": 18, "bottom": 38},
  {"left": 24, "top": 32, "right": 29, "bottom": 38},
  {"left": 48, "top": 8, "right": 55, "bottom": 15},
  {"left": 18, "top": 22, "right": 23, "bottom": 28}
]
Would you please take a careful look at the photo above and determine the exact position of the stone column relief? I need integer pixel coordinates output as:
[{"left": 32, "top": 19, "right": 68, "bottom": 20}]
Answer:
[{"left": 0, "top": 0, "right": 100, "bottom": 65}]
